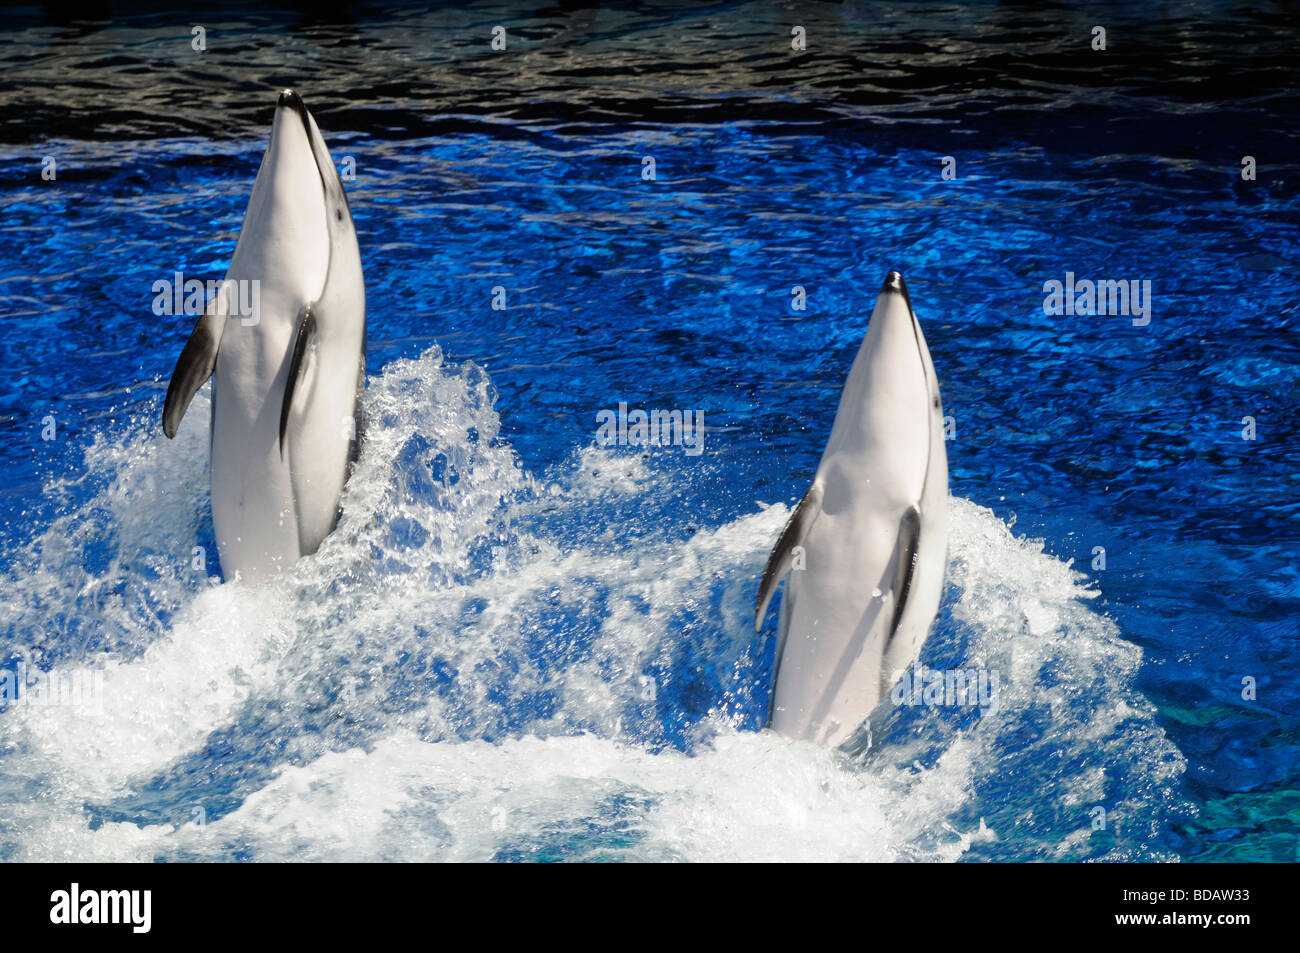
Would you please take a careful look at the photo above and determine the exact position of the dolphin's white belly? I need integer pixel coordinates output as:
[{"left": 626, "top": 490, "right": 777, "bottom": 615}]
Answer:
[
  {"left": 209, "top": 303, "right": 300, "bottom": 583},
  {"left": 771, "top": 459, "right": 916, "bottom": 744}
]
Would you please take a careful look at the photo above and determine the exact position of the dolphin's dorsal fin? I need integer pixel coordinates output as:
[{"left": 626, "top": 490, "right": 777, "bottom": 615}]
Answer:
[
  {"left": 162, "top": 292, "right": 229, "bottom": 439},
  {"left": 754, "top": 481, "right": 823, "bottom": 631},
  {"left": 279, "top": 304, "right": 317, "bottom": 459}
]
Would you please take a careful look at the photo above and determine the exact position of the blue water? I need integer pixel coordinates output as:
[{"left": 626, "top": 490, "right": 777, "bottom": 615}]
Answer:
[{"left": 0, "top": 2, "right": 1297, "bottom": 861}]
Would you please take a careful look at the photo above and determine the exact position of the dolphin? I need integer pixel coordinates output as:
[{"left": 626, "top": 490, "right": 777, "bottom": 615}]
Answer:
[
  {"left": 162, "top": 89, "right": 366, "bottom": 583},
  {"left": 754, "top": 270, "right": 948, "bottom": 748}
]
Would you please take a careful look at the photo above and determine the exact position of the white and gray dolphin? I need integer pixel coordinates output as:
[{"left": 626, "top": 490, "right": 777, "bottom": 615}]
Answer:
[
  {"left": 755, "top": 270, "right": 949, "bottom": 748},
  {"left": 162, "top": 89, "right": 366, "bottom": 583}
]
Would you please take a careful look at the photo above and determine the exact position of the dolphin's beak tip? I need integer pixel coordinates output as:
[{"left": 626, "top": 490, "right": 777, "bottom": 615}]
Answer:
[
  {"left": 277, "top": 88, "right": 304, "bottom": 110},
  {"left": 882, "top": 270, "right": 906, "bottom": 293}
]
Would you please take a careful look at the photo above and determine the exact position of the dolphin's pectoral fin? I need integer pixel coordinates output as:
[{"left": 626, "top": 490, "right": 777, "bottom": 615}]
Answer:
[
  {"left": 345, "top": 349, "right": 367, "bottom": 470},
  {"left": 886, "top": 505, "right": 923, "bottom": 647},
  {"left": 754, "top": 481, "right": 823, "bottom": 631},
  {"left": 162, "top": 303, "right": 226, "bottom": 439},
  {"left": 279, "top": 304, "right": 317, "bottom": 459}
]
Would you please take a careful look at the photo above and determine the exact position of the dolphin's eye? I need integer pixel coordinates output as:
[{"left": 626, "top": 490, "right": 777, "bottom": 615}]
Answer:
[
  {"left": 932, "top": 397, "right": 940, "bottom": 408},
  {"left": 336, "top": 209, "right": 343, "bottom": 221}
]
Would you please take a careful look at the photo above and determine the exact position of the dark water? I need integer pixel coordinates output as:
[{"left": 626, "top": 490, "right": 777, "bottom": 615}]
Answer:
[{"left": 0, "top": 1, "right": 1296, "bottom": 861}]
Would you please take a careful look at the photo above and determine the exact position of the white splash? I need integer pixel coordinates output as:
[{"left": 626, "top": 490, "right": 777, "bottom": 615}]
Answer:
[{"left": 0, "top": 347, "right": 1185, "bottom": 862}]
